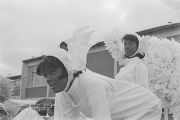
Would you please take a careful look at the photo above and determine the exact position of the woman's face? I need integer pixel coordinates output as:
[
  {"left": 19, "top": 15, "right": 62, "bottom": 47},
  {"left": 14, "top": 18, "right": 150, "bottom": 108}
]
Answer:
[
  {"left": 45, "top": 68, "right": 68, "bottom": 93},
  {"left": 123, "top": 39, "right": 138, "bottom": 57}
]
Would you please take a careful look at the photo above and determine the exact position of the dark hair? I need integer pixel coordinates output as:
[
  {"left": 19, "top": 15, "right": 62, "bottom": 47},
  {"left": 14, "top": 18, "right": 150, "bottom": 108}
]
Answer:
[
  {"left": 135, "top": 52, "right": 145, "bottom": 59},
  {"left": 36, "top": 56, "right": 68, "bottom": 78},
  {"left": 122, "top": 34, "right": 139, "bottom": 48},
  {"left": 59, "top": 41, "right": 68, "bottom": 51},
  {"left": 73, "top": 71, "right": 82, "bottom": 78},
  {"left": 122, "top": 34, "right": 145, "bottom": 59},
  {"left": 65, "top": 70, "right": 83, "bottom": 92}
]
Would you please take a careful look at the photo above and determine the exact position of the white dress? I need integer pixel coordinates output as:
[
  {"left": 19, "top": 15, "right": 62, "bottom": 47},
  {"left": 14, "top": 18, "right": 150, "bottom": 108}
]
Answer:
[
  {"left": 54, "top": 69, "right": 161, "bottom": 120},
  {"left": 115, "top": 57, "right": 149, "bottom": 88},
  {"left": 13, "top": 107, "right": 45, "bottom": 120}
]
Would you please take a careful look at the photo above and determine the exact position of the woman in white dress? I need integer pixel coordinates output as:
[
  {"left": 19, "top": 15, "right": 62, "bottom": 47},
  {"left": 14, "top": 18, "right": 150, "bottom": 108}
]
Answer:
[
  {"left": 115, "top": 34, "right": 149, "bottom": 88},
  {"left": 36, "top": 48, "right": 161, "bottom": 120}
]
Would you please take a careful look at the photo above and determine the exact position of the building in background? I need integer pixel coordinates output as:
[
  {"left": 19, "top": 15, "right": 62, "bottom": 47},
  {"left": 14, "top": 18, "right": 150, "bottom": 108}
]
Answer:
[
  {"left": 20, "top": 22, "right": 180, "bottom": 100},
  {"left": 137, "top": 22, "right": 180, "bottom": 41},
  {"left": 20, "top": 55, "right": 52, "bottom": 100},
  {"left": 20, "top": 45, "right": 114, "bottom": 100},
  {"left": 8, "top": 75, "right": 21, "bottom": 99}
]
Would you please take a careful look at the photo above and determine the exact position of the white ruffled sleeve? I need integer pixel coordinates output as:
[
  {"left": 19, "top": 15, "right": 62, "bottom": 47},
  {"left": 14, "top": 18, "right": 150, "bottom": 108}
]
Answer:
[
  {"left": 54, "top": 92, "right": 86, "bottom": 120},
  {"left": 85, "top": 78, "right": 112, "bottom": 120},
  {"left": 135, "top": 62, "right": 149, "bottom": 88}
]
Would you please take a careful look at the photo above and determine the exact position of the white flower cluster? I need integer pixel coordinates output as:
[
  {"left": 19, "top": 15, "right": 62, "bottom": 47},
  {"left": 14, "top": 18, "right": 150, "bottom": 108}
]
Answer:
[
  {"left": 145, "top": 37, "right": 179, "bottom": 104},
  {"left": 62, "top": 26, "right": 95, "bottom": 71},
  {"left": 144, "top": 37, "right": 180, "bottom": 120},
  {"left": 104, "top": 31, "right": 132, "bottom": 66},
  {"left": 104, "top": 33, "right": 126, "bottom": 65}
]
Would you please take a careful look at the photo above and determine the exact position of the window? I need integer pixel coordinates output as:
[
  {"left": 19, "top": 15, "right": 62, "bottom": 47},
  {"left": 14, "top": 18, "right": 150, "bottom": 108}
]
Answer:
[
  {"left": 27, "top": 65, "right": 46, "bottom": 88},
  {"left": 10, "top": 80, "right": 20, "bottom": 89}
]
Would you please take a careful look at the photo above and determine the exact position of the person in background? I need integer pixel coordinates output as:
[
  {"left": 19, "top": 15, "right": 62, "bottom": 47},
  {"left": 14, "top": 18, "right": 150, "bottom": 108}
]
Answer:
[{"left": 115, "top": 34, "right": 149, "bottom": 88}]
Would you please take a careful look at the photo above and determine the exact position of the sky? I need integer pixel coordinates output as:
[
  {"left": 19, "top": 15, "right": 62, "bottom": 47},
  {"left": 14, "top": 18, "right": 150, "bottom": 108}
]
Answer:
[{"left": 0, "top": 0, "right": 180, "bottom": 77}]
